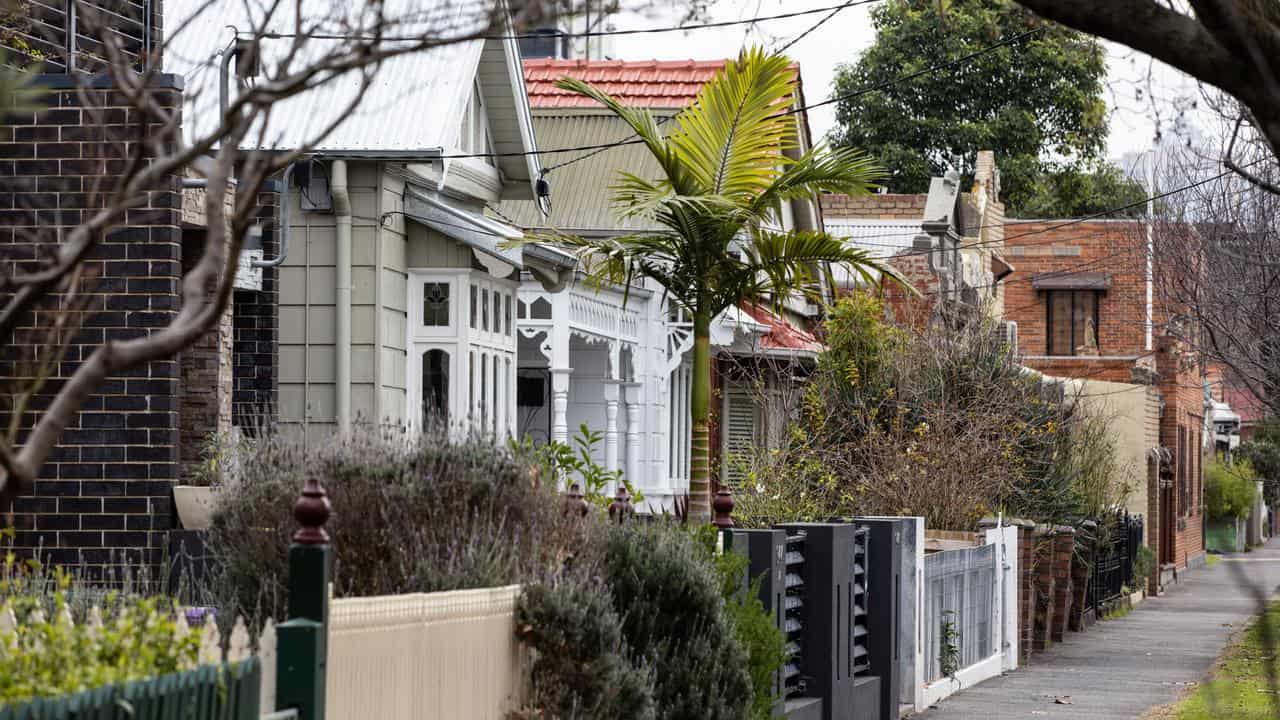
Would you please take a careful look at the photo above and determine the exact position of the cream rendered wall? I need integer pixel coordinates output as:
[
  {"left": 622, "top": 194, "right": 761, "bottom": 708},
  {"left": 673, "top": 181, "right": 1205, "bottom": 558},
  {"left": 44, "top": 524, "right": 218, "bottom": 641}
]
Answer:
[{"left": 1074, "top": 379, "right": 1158, "bottom": 521}]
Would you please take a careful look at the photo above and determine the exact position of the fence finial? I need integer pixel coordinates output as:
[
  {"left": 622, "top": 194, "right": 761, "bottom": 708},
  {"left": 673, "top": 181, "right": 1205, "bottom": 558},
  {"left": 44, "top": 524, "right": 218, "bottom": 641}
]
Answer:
[
  {"left": 564, "top": 482, "right": 589, "bottom": 517},
  {"left": 712, "top": 485, "right": 735, "bottom": 529},
  {"left": 608, "top": 484, "right": 633, "bottom": 523},
  {"left": 292, "top": 476, "right": 332, "bottom": 545}
]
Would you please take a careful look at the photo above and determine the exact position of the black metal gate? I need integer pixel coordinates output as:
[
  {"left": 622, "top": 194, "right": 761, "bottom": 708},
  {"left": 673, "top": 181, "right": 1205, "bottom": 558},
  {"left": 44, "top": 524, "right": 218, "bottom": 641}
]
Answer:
[{"left": 1087, "top": 512, "right": 1143, "bottom": 614}]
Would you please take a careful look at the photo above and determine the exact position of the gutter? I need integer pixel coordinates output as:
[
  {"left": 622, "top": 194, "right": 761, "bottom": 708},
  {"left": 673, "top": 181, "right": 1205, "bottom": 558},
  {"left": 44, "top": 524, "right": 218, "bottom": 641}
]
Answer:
[{"left": 332, "top": 160, "right": 352, "bottom": 432}]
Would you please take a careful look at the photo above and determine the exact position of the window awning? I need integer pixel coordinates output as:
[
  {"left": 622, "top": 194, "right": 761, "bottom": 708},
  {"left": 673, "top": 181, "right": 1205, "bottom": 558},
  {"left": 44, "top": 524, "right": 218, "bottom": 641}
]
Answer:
[
  {"left": 404, "top": 186, "right": 524, "bottom": 267},
  {"left": 1031, "top": 272, "right": 1111, "bottom": 290}
]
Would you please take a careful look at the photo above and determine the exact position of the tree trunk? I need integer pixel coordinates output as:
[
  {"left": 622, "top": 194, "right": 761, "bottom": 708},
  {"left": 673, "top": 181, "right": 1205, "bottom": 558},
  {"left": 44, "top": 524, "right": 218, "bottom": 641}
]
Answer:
[{"left": 688, "top": 311, "right": 713, "bottom": 525}]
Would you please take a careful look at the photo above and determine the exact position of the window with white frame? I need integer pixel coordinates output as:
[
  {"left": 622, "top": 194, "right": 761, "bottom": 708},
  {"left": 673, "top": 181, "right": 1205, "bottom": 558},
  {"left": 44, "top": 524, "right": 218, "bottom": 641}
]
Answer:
[{"left": 408, "top": 270, "right": 516, "bottom": 437}]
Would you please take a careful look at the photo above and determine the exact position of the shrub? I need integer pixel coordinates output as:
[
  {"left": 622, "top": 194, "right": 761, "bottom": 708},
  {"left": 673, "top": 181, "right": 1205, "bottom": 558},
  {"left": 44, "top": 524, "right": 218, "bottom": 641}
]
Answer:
[
  {"left": 1205, "top": 459, "right": 1258, "bottom": 520},
  {"left": 733, "top": 295, "right": 1125, "bottom": 529},
  {"left": 515, "top": 579, "right": 655, "bottom": 720},
  {"left": 604, "top": 523, "right": 752, "bottom": 720},
  {"left": 691, "top": 526, "right": 787, "bottom": 720},
  {"left": 207, "top": 426, "right": 599, "bottom": 621},
  {"left": 0, "top": 573, "right": 198, "bottom": 705}
]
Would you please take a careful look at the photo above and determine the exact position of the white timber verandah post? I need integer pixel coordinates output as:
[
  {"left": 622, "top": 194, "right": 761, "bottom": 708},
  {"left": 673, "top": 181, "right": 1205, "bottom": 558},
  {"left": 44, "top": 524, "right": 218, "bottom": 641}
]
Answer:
[
  {"left": 604, "top": 342, "right": 622, "bottom": 474},
  {"left": 549, "top": 293, "right": 572, "bottom": 444},
  {"left": 604, "top": 383, "right": 620, "bottom": 473},
  {"left": 623, "top": 382, "right": 642, "bottom": 488}
]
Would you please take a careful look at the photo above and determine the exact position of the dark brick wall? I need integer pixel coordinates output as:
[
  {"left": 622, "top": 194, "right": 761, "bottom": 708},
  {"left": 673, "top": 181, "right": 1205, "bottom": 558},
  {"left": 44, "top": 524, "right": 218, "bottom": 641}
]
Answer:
[
  {"left": 233, "top": 189, "right": 279, "bottom": 432},
  {"left": 0, "top": 74, "right": 183, "bottom": 567}
]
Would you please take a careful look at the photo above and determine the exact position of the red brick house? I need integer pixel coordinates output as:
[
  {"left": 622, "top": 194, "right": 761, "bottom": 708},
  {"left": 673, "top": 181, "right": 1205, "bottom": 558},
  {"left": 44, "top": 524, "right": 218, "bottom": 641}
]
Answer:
[
  {"left": 822, "top": 151, "right": 1013, "bottom": 327},
  {"left": 1002, "top": 219, "right": 1207, "bottom": 574}
]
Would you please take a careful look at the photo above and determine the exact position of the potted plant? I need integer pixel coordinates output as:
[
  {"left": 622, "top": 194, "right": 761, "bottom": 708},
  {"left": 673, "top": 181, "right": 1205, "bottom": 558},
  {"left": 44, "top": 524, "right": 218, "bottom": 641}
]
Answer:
[{"left": 173, "top": 430, "right": 243, "bottom": 530}]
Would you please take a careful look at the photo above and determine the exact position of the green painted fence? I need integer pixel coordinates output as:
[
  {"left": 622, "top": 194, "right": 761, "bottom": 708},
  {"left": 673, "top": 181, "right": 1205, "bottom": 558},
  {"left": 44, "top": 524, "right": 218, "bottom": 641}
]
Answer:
[
  {"left": 0, "top": 658, "right": 261, "bottom": 720},
  {"left": 0, "top": 477, "right": 333, "bottom": 720}
]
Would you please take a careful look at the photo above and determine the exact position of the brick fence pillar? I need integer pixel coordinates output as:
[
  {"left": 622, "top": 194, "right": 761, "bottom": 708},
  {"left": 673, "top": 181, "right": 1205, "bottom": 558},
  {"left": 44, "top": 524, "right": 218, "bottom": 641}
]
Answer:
[
  {"left": 1010, "top": 519, "right": 1036, "bottom": 664},
  {"left": 1032, "top": 525, "right": 1055, "bottom": 653},
  {"left": 3, "top": 75, "right": 185, "bottom": 571},
  {"left": 1051, "top": 526, "right": 1076, "bottom": 643}
]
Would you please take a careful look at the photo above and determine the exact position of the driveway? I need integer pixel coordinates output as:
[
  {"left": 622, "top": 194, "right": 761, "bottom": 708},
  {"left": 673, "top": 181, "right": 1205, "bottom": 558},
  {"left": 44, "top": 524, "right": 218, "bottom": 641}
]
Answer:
[{"left": 918, "top": 539, "right": 1280, "bottom": 719}]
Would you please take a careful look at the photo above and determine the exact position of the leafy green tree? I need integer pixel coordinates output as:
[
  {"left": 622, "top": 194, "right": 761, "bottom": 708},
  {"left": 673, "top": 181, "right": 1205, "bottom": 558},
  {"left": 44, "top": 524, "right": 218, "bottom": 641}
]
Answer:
[
  {"left": 1238, "top": 418, "right": 1280, "bottom": 506},
  {"left": 832, "top": 0, "right": 1133, "bottom": 216},
  {"left": 1017, "top": 162, "right": 1149, "bottom": 218},
  {"left": 548, "top": 48, "right": 903, "bottom": 523},
  {"left": 1205, "top": 458, "right": 1258, "bottom": 520}
]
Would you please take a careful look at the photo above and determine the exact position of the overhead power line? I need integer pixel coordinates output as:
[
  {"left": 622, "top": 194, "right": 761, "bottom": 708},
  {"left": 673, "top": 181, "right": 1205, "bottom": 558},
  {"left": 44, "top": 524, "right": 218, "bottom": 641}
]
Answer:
[
  {"left": 423, "top": 25, "right": 1046, "bottom": 166},
  {"left": 776, "top": 1, "right": 851, "bottom": 53},
  {"left": 253, "top": 0, "right": 887, "bottom": 42}
]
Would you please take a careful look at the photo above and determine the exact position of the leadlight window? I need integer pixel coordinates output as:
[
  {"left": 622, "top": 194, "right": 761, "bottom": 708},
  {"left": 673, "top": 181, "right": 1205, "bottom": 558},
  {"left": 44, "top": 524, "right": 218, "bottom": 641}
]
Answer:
[
  {"left": 422, "top": 282, "right": 450, "bottom": 327},
  {"left": 504, "top": 294, "right": 512, "bottom": 336},
  {"left": 482, "top": 288, "right": 490, "bottom": 332},
  {"left": 1045, "top": 290, "right": 1100, "bottom": 356},
  {"left": 422, "top": 349, "right": 449, "bottom": 425}
]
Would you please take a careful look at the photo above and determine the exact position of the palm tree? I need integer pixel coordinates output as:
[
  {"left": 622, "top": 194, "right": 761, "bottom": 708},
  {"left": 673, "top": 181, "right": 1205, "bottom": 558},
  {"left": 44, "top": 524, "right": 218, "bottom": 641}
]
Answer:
[{"left": 549, "top": 48, "right": 910, "bottom": 524}]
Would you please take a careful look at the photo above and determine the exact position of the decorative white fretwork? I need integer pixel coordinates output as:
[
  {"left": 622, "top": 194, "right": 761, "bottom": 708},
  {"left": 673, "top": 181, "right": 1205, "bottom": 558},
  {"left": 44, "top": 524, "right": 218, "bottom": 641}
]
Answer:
[
  {"left": 664, "top": 304, "right": 695, "bottom": 374},
  {"left": 568, "top": 290, "right": 641, "bottom": 344}
]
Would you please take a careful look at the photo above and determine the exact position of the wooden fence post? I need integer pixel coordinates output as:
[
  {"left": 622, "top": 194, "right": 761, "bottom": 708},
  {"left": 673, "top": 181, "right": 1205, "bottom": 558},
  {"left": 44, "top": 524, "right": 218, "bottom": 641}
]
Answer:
[
  {"left": 276, "top": 477, "right": 333, "bottom": 720},
  {"left": 711, "top": 486, "right": 734, "bottom": 529}
]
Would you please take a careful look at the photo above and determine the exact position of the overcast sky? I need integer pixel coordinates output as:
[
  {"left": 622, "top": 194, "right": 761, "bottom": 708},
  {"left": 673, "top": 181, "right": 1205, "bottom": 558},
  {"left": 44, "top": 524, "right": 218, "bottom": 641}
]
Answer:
[{"left": 600, "top": 0, "right": 1206, "bottom": 165}]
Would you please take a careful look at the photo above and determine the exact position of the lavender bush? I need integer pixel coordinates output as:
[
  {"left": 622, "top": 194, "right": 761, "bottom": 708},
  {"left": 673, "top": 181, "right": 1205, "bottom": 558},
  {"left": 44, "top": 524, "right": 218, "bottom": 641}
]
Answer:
[{"left": 207, "top": 425, "right": 600, "bottom": 621}]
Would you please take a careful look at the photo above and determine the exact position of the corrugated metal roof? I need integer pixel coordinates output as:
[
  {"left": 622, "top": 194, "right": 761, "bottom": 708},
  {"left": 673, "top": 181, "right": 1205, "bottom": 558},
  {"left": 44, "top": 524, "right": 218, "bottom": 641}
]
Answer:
[
  {"left": 497, "top": 113, "right": 666, "bottom": 232},
  {"left": 165, "top": 0, "right": 534, "bottom": 184},
  {"left": 824, "top": 219, "right": 922, "bottom": 256},
  {"left": 524, "top": 58, "right": 726, "bottom": 108}
]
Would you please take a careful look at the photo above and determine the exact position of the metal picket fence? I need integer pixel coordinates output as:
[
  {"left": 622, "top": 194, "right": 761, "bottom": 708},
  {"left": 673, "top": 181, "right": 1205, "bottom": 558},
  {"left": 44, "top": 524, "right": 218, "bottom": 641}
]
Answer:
[
  {"left": 923, "top": 543, "right": 996, "bottom": 683},
  {"left": 1087, "top": 513, "right": 1144, "bottom": 615}
]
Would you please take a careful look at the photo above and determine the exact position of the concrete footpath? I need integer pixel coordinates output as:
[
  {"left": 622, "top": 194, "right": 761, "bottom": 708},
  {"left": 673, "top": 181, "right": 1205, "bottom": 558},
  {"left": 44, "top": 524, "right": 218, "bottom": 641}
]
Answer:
[{"left": 919, "top": 539, "right": 1280, "bottom": 719}]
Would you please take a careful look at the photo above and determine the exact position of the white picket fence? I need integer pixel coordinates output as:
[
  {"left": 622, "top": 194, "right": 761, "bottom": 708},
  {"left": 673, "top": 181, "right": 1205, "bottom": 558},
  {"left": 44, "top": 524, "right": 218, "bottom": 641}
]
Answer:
[
  {"left": 0, "top": 604, "right": 278, "bottom": 712},
  {"left": 325, "top": 585, "right": 526, "bottom": 720}
]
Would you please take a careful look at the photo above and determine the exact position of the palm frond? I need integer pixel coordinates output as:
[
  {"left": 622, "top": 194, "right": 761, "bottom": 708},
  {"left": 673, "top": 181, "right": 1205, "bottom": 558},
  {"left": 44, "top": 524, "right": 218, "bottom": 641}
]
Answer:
[
  {"left": 743, "top": 230, "right": 916, "bottom": 301},
  {"left": 753, "top": 145, "right": 886, "bottom": 215},
  {"left": 667, "top": 47, "right": 798, "bottom": 201}
]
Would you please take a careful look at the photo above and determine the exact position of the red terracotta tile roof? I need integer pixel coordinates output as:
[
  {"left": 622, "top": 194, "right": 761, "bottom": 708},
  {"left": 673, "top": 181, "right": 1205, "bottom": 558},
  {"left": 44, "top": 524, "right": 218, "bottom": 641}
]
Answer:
[
  {"left": 524, "top": 58, "right": 728, "bottom": 108},
  {"left": 739, "top": 302, "right": 824, "bottom": 354}
]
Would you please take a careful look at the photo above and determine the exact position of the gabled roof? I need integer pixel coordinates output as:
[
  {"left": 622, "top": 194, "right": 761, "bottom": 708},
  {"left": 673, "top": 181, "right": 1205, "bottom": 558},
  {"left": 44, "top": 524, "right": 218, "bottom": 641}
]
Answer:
[
  {"left": 502, "top": 57, "right": 809, "bottom": 232},
  {"left": 165, "top": 0, "right": 541, "bottom": 189},
  {"left": 524, "top": 59, "right": 727, "bottom": 109}
]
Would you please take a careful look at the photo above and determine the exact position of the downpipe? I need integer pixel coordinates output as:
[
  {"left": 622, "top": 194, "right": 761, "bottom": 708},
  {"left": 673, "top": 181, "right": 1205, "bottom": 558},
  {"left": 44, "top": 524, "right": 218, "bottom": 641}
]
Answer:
[{"left": 332, "top": 160, "right": 352, "bottom": 432}]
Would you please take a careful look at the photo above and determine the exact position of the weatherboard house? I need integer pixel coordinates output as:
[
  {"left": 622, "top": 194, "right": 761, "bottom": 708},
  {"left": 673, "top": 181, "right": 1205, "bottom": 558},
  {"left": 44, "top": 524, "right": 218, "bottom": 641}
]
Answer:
[
  {"left": 498, "top": 57, "right": 832, "bottom": 509},
  {"left": 164, "top": 2, "right": 833, "bottom": 511}
]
